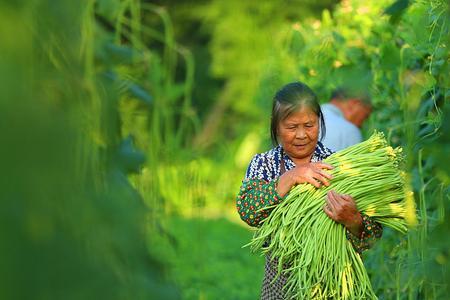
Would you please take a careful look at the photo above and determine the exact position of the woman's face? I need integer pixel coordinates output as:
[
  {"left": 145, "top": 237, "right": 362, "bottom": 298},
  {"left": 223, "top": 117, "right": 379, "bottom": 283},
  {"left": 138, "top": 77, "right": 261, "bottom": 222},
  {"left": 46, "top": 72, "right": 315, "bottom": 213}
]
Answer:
[{"left": 278, "top": 107, "right": 319, "bottom": 163}]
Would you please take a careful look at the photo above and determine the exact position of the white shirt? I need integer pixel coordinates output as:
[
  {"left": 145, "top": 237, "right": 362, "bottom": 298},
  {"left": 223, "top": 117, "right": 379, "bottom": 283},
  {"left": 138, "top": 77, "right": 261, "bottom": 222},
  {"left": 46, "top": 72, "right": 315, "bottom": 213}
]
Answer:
[{"left": 320, "top": 103, "right": 362, "bottom": 152}]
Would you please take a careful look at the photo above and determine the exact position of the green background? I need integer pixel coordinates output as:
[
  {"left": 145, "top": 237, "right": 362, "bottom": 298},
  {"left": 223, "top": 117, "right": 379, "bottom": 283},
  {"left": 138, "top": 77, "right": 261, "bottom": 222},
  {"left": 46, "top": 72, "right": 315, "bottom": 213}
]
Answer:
[{"left": 0, "top": 0, "right": 448, "bottom": 299}]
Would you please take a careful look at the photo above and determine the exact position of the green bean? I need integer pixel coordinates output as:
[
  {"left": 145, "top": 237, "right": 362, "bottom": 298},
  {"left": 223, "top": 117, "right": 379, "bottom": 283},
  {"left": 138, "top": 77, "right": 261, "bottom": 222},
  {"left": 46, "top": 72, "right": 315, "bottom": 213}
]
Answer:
[{"left": 246, "top": 131, "right": 412, "bottom": 299}]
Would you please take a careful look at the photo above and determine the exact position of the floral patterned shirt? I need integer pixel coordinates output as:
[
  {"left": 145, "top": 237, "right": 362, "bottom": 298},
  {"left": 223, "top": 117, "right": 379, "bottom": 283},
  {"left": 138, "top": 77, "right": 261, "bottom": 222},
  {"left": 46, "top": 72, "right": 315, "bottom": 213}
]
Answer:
[{"left": 236, "top": 142, "right": 382, "bottom": 253}]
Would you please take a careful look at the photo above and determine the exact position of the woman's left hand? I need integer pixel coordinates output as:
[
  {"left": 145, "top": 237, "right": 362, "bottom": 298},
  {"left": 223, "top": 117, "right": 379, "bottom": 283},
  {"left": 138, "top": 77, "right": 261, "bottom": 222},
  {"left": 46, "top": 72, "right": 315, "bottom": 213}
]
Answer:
[{"left": 323, "top": 190, "right": 363, "bottom": 237}]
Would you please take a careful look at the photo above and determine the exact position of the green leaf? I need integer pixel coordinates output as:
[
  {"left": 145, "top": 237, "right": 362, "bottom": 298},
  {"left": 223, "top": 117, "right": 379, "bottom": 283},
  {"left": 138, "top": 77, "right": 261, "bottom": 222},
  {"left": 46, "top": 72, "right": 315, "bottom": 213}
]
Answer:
[
  {"left": 113, "top": 135, "right": 146, "bottom": 174},
  {"left": 380, "top": 42, "right": 401, "bottom": 70},
  {"left": 384, "top": 0, "right": 410, "bottom": 21},
  {"left": 95, "top": 0, "right": 122, "bottom": 22},
  {"left": 103, "top": 71, "right": 153, "bottom": 106},
  {"left": 95, "top": 40, "right": 143, "bottom": 66}
]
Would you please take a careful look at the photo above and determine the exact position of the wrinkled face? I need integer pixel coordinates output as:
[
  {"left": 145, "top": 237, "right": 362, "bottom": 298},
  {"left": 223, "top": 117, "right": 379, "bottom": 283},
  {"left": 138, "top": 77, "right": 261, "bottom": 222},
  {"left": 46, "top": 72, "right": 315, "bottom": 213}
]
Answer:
[{"left": 278, "top": 107, "right": 319, "bottom": 163}]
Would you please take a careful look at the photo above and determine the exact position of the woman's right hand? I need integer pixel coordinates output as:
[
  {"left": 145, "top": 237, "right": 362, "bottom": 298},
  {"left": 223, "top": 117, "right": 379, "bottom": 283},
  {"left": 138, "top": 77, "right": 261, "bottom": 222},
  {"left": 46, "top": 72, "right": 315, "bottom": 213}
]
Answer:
[{"left": 276, "top": 162, "right": 334, "bottom": 197}]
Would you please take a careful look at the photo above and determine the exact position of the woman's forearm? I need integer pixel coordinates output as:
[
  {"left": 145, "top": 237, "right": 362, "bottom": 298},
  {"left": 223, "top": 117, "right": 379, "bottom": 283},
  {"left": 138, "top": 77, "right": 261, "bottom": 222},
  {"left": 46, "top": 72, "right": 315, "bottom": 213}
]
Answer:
[
  {"left": 344, "top": 212, "right": 363, "bottom": 237},
  {"left": 346, "top": 214, "right": 383, "bottom": 253},
  {"left": 276, "top": 172, "right": 295, "bottom": 197},
  {"left": 237, "top": 179, "right": 284, "bottom": 227}
]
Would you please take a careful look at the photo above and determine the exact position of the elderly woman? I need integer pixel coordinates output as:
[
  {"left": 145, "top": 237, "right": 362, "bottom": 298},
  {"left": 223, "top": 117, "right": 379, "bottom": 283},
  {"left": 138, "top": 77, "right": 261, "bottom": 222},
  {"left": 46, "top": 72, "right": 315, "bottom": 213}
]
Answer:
[{"left": 236, "top": 82, "right": 382, "bottom": 299}]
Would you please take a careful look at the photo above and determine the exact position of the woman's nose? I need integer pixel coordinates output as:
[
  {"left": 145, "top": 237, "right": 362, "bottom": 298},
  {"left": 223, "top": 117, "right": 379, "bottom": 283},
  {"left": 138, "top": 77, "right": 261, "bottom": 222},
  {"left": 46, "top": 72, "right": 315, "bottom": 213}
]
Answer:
[{"left": 295, "top": 128, "right": 306, "bottom": 139}]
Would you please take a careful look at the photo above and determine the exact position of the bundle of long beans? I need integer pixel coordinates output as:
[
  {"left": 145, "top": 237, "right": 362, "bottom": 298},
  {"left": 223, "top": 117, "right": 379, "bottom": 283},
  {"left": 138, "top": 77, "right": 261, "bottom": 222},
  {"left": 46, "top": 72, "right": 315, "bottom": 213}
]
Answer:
[{"left": 247, "top": 131, "right": 416, "bottom": 299}]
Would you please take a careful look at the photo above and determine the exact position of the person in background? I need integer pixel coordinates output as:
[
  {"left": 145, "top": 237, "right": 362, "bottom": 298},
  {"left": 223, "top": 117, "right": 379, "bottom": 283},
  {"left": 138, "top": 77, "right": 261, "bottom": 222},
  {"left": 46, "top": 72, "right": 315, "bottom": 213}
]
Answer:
[{"left": 320, "top": 88, "right": 372, "bottom": 152}]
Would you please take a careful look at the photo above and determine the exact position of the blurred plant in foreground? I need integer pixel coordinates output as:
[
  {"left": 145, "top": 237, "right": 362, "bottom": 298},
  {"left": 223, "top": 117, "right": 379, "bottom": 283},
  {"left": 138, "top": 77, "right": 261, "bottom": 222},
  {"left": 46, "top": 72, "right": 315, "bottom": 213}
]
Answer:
[{"left": 0, "top": 0, "right": 180, "bottom": 299}]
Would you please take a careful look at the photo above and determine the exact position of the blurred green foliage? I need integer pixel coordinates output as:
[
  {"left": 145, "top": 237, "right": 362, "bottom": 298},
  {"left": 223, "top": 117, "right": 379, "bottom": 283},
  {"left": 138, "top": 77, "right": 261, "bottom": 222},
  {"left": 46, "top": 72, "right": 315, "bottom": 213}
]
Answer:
[
  {"left": 150, "top": 217, "right": 264, "bottom": 300},
  {"left": 1, "top": 0, "right": 448, "bottom": 299},
  {"left": 0, "top": 0, "right": 180, "bottom": 299}
]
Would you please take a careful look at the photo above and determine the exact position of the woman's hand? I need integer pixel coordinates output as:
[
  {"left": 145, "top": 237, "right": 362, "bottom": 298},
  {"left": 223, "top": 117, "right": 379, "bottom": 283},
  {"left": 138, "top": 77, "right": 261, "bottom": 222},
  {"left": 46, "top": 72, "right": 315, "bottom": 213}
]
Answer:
[
  {"left": 276, "top": 162, "right": 333, "bottom": 197},
  {"left": 323, "top": 190, "right": 363, "bottom": 237}
]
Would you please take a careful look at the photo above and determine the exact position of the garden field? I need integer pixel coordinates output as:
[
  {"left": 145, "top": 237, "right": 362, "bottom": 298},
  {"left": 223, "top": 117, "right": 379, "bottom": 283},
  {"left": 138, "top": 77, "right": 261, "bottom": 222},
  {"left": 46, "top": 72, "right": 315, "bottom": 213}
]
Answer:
[{"left": 0, "top": 0, "right": 448, "bottom": 299}]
